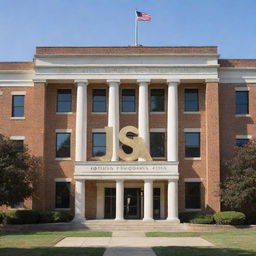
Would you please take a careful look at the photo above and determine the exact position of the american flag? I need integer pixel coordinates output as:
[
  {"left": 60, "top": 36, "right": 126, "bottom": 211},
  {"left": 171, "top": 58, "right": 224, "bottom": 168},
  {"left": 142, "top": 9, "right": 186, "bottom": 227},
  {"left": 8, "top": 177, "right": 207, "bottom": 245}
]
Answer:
[{"left": 136, "top": 11, "right": 151, "bottom": 21}]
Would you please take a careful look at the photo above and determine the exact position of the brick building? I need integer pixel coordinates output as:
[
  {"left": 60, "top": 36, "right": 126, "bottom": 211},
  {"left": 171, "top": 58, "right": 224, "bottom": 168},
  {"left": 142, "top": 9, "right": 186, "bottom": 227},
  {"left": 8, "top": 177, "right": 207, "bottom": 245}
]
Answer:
[{"left": 0, "top": 46, "right": 253, "bottom": 222}]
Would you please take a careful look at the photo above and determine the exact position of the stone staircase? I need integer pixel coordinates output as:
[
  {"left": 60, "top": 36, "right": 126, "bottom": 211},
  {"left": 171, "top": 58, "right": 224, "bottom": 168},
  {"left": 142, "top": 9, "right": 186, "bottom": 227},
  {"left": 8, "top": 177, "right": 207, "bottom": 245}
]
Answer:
[{"left": 73, "top": 220, "right": 186, "bottom": 231}]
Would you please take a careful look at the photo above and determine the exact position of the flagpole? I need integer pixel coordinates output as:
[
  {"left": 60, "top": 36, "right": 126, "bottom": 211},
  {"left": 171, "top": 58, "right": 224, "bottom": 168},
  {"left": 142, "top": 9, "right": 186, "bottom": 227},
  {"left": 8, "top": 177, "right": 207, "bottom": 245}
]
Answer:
[{"left": 135, "top": 9, "right": 138, "bottom": 46}]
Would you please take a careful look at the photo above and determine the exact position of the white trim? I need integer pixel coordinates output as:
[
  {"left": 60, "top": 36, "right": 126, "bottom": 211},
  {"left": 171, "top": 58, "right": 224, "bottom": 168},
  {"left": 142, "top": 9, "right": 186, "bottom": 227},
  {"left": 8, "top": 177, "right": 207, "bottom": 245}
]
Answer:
[
  {"left": 10, "top": 136, "right": 25, "bottom": 140},
  {"left": 185, "top": 157, "right": 201, "bottom": 160},
  {"left": 184, "top": 128, "right": 201, "bottom": 132},
  {"left": 11, "top": 91, "right": 26, "bottom": 95},
  {"left": 184, "top": 178, "right": 202, "bottom": 182},
  {"left": 236, "top": 135, "right": 252, "bottom": 139},
  {"left": 235, "top": 114, "right": 250, "bottom": 117},
  {"left": 92, "top": 128, "right": 105, "bottom": 133},
  {"left": 235, "top": 87, "right": 249, "bottom": 91},
  {"left": 150, "top": 112, "right": 166, "bottom": 115},
  {"left": 55, "top": 178, "right": 72, "bottom": 182},
  {"left": 184, "top": 111, "right": 200, "bottom": 115},
  {"left": 33, "top": 79, "right": 46, "bottom": 83},
  {"left": 205, "top": 78, "right": 219, "bottom": 83},
  {"left": 92, "top": 112, "right": 107, "bottom": 114},
  {"left": 55, "top": 157, "right": 71, "bottom": 161},
  {"left": 10, "top": 117, "right": 25, "bottom": 120},
  {"left": 55, "top": 129, "right": 72, "bottom": 133},
  {"left": 56, "top": 112, "right": 73, "bottom": 115},
  {"left": 121, "top": 112, "right": 136, "bottom": 115},
  {"left": 150, "top": 128, "right": 166, "bottom": 132},
  {"left": 185, "top": 208, "right": 202, "bottom": 212}
]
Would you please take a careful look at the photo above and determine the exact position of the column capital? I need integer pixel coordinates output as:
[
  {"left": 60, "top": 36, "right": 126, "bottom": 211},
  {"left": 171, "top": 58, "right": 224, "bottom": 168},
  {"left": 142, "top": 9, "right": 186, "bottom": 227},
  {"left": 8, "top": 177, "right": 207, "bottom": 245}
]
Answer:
[
  {"left": 137, "top": 79, "right": 151, "bottom": 84},
  {"left": 106, "top": 79, "right": 120, "bottom": 85},
  {"left": 75, "top": 79, "right": 89, "bottom": 85},
  {"left": 166, "top": 79, "right": 180, "bottom": 85}
]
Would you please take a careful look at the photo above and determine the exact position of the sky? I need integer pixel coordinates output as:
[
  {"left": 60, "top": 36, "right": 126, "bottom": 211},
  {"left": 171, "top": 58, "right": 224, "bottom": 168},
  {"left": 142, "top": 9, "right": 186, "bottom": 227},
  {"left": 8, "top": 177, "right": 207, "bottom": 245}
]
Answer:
[{"left": 0, "top": 0, "right": 255, "bottom": 61}]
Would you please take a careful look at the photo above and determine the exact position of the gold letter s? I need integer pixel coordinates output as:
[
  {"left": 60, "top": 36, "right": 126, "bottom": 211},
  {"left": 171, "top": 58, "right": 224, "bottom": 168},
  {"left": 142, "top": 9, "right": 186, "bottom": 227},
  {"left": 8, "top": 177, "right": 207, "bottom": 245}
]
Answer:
[{"left": 118, "top": 126, "right": 152, "bottom": 161}]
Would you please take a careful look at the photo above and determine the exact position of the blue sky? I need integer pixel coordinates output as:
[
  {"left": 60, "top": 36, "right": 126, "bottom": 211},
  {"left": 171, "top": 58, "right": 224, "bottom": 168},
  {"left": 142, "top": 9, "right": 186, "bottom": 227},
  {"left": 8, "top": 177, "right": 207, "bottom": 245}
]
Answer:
[{"left": 0, "top": 0, "right": 255, "bottom": 61}]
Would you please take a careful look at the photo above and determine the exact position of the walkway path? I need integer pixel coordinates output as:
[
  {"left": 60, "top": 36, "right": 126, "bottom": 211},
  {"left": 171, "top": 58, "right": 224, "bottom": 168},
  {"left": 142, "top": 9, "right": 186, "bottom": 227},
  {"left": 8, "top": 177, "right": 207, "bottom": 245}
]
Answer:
[{"left": 55, "top": 231, "right": 213, "bottom": 256}]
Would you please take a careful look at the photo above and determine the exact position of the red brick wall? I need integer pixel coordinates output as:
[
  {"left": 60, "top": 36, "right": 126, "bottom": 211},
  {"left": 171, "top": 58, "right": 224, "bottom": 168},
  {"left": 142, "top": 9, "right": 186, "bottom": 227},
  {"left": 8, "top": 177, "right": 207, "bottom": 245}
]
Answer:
[{"left": 0, "top": 81, "right": 222, "bottom": 216}]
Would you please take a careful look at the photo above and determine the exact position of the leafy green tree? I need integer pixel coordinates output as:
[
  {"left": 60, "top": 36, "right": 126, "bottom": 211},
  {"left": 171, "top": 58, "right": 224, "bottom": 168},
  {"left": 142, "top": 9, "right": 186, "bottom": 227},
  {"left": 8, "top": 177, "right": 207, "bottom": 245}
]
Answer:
[
  {"left": 0, "top": 134, "right": 42, "bottom": 206},
  {"left": 221, "top": 140, "right": 256, "bottom": 213}
]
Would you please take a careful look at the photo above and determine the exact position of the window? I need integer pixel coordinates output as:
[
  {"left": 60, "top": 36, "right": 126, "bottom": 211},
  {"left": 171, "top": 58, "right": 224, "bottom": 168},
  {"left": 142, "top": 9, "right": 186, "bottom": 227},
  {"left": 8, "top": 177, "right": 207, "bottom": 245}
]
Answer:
[
  {"left": 13, "top": 140, "right": 24, "bottom": 152},
  {"left": 236, "top": 91, "right": 249, "bottom": 115},
  {"left": 93, "top": 89, "right": 106, "bottom": 112},
  {"left": 185, "top": 182, "right": 201, "bottom": 209},
  {"left": 122, "top": 89, "right": 136, "bottom": 112},
  {"left": 12, "top": 95, "right": 24, "bottom": 117},
  {"left": 10, "top": 202, "right": 24, "bottom": 209},
  {"left": 150, "top": 132, "right": 165, "bottom": 158},
  {"left": 185, "top": 132, "right": 200, "bottom": 158},
  {"left": 104, "top": 188, "right": 116, "bottom": 219},
  {"left": 57, "top": 89, "right": 72, "bottom": 112},
  {"left": 236, "top": 138, "right": 249, "bottom": 147},
  {"left": 150, "top": 89, "right": 164, "bottom": 112},
  {"left": 56, "top": 133, "right": 71, "bottom": 158},
  {"left": 55, "top": 182, "right": 70, "bottom": 208},
  {"left": 92, "top": 133, "right": 106, "bottom": 157},
  {"left": 184, "top": 89, "right": 199, "bottom": 112}
]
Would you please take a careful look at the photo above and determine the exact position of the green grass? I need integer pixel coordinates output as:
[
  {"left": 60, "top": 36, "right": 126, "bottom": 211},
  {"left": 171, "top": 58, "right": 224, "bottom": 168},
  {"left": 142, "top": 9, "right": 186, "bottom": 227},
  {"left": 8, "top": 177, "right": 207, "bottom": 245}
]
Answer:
[
  {"left": 148, "top": 229, "right": 256, "bottom": 256},
  {"left": 0, "top": 230, "right": 110, "bottom": 256}
]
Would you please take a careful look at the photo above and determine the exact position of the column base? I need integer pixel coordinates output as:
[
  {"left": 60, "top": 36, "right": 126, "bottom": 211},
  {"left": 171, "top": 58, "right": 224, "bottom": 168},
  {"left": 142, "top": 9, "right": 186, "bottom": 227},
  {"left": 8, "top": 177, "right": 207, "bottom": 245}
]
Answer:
[
  {"left": 143, "top": 218, "right": 154, "bottom": 222},
  {"left": 166, "top": 217, "right": 180, "bottom": 223},
  {"left": 72, "top": 216, "right": 86, "bottom": 223},
  {"left": 115, "top": 218, "right": 125, "bottom": 221}
]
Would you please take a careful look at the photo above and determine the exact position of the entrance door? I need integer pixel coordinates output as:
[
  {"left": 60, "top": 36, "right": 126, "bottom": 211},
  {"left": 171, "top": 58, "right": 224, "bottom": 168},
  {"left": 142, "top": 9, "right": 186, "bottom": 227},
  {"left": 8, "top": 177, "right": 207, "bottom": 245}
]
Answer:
[{"left": 124, "top": 188, "right": 141, "bottom": 219}]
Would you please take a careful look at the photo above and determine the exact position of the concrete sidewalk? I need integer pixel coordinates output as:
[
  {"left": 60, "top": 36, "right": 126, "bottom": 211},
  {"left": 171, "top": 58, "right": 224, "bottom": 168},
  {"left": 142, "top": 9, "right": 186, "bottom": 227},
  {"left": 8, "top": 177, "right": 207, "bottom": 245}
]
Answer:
[{"left": 55, "top": 231, "right": 214, "bottom": 256}]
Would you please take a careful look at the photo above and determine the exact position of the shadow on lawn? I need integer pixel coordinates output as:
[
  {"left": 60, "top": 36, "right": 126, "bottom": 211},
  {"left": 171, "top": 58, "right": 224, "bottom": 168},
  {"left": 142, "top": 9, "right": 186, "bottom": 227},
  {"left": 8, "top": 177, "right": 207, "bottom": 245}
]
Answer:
[
  {"left": 0, "top": 247, "right": 105, "bottom": 256},
  {"left": 153, "top": 246, "right": 256, "bottom": 256}
]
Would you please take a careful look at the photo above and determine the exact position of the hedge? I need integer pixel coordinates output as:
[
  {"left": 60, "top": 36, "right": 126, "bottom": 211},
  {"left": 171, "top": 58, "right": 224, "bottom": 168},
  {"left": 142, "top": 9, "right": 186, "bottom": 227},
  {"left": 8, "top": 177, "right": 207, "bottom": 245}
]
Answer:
[
  {"left": 179, "top": 212, "right": 214, "bottom": 224},
  {"left": 213, "top": 211, "right": 246, "bottom": 225},
  {"left": 2, "top": 210, "right": 73, "bottom": 224},
  {"left": 0, "top": 212, "right": 6, "bottom": 224}
]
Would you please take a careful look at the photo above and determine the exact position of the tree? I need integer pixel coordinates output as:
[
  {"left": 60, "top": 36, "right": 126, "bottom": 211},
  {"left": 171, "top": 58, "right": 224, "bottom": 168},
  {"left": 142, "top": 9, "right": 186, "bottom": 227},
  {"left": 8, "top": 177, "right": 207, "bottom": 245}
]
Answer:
[
  {"left": 0, "top": 134, "right": 42, "bottom": 206},
  {"left": 221, "top": 140, "right": 256, "bottom": 213}
]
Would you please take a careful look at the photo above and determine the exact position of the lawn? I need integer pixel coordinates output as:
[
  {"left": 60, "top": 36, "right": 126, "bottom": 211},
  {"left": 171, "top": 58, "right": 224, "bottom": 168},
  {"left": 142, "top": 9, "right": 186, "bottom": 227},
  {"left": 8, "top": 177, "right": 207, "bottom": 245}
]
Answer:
[
  {"left": 0, "top": 230, "right": 110, "bottom": 256},
  {"left": 147, "top": 229, "right": 256, "bottom": 256}
]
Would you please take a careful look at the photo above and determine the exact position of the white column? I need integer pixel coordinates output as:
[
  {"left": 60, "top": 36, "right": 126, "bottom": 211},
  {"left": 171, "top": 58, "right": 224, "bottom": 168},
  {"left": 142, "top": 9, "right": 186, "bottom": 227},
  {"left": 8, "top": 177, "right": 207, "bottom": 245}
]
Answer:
[
  {"left": 143, "top": 179, "right": 153, "bottom": 221},
  {"left": 115, "top": 180, "right": 124, "bottom": 221},
  {"left": 73, "top": 180, "right": 86, "bottom": 222},
  {"left": 167, "top": 179, "right": 180, "bottom": 222},
  {"left": 107, "top": 80, "right": 120, "bottom": 161},
  {"left": 167, "top": 80, "right": 179, "bottom": 162},
  {"left": 75, "top": 80, "right": 88, "bottom": 162},
  {"left": 138, "top": 80, "right": 150, "bottom": 157}
]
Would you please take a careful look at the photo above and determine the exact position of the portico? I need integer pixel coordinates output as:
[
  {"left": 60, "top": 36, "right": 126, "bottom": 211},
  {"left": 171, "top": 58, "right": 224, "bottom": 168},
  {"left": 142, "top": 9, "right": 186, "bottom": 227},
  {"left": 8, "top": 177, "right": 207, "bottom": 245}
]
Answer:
[{"left": 73, "top": 78, "right": 180, "bottom": 222}]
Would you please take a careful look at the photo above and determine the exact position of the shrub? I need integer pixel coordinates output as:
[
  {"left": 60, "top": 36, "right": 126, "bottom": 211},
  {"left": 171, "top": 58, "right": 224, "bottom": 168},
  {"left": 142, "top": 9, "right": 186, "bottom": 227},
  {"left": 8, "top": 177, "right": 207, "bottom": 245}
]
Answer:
[
  {"left": 51, "top": 211, "right": 73, "bottom": 222},
  {"left": 5, "top": 210, "right": 41, "bottom": 224},
  {"left": 213, "top": 211, "right": 246, "bottom": 225},
  {"left": 0, "top": 212, "right": 6, "bottom": 224},
  {"left": 39, "top": 211, "right": 55, "bottom": 223},
  {"left": 179, "top": 212, "right": 214, "bottom": 224},
  {"left": 39, "top": 211, "right": 73, "bottom": 223}
]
